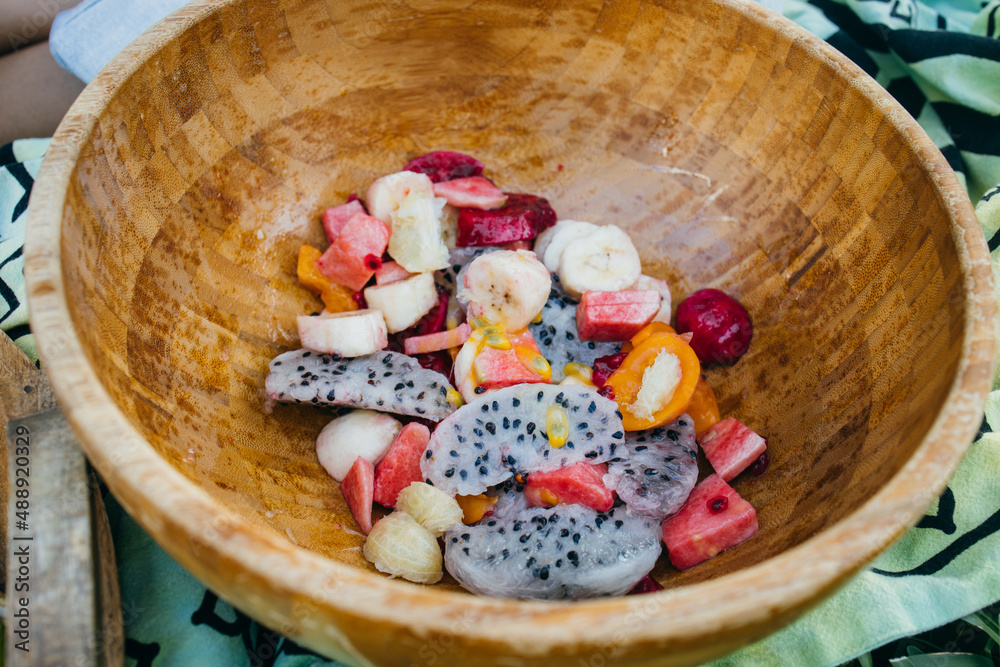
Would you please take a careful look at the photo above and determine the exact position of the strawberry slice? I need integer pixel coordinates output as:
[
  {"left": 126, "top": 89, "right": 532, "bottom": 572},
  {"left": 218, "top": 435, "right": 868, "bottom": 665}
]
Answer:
[
  {"left": 373, "top": 423, "right": 431, "bottom": 508},
  {"left": 374, "top": 260, "right": 414, "bottom": 286},
  {"left": 404, "top": 323, "right": 472, "bottom": 355},
  {"left": 341, "top": 456, "right": 375, "bottom": 534},
  {"left": 524, "top": 463, "right": 614, "bottom": 512},
  {"left": 403, "top": 151, "right": 484, "bottom": 183},
  {"left": 322, "top": 200, "right": 366, "bottom": 243},
  {"left": 433, "top": 177, "right": 507, "bottom": 210},
  {"left": 661, "top": 474, "right": 758, "bottom": 570},
  {"left": 456, "top": 194, "right": 557, "bottom": 246},
  {"left": 697, "top": 418, "right": 767, "bottom": 481},
  {"left": 316, "top": 213, "right": 390, "bottom": 291},
  {"left": 576, "top": 290, "right": 662, "bottom": 341}
]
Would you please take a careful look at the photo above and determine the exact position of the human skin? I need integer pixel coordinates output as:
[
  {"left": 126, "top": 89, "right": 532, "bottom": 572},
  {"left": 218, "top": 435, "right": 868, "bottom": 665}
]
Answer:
[{"left": 0, "top": 0, "right": 85, "bottom": 145}]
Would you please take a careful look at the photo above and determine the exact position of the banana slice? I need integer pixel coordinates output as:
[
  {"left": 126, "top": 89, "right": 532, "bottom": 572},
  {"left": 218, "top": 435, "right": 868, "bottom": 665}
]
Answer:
[
  {"left": 366, "top": 170, "right": 434, "bottom": 224},
  {"left": 558, "top": 225, "right": 642, "bottom": 300},
  {"left": 364, "top": 272, "right": 439, "bottom": 333},
  {"left": 297, "top": 309, "right": 388, "bottom": 357},
  {"left": 532, "top": 220, "right": 597, "bottom": 272},
  {"left": 458, "top": 249, "right": 551, "bottom": 331},
  {"left": 439, "top": 203, "right": 459, "bottom": 250}
]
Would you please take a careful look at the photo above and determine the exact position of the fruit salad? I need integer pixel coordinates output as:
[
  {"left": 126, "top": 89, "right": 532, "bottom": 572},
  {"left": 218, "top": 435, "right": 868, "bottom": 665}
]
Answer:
[{"left": 265, "top": 151, "right": 765, "bottom": 600}]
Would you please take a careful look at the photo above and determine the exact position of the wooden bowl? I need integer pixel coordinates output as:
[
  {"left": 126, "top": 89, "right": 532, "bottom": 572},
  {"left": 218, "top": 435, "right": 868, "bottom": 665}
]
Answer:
[{"left": 25, "top": 0, "right": 995, "bottom": 664}]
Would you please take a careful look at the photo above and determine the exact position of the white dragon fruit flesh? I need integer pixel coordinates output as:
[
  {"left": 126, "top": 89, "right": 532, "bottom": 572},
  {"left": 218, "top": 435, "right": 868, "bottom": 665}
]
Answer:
[
  {"left": 421, "top": 384, "right": 625, "bottom": 496},
  {"left": 444, "top": 504, "right": 661, "bottom": 599},
  {"left": 604, "top": 416, "right": 699, "bottom": 520},
  {"left": 265, "top": 349, "right": 459, "bottom": 420}
]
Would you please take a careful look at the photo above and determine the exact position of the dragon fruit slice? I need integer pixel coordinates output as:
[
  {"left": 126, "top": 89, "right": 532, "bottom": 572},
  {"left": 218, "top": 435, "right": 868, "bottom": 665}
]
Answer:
[
  {"left": 604, "top": 416, "right": 699, "bottom": 520},
  {"left": 422, "top": 384, "right": 624, "bottom": 496},
  {"left": 266, "top": 349, "right": 460, "bottom": 420},
  {"left": 530, "top": 278, "right": 618, "bottom": 382},
  {"left": 444, "top": 504, "right": 661, "bottom": 599}
]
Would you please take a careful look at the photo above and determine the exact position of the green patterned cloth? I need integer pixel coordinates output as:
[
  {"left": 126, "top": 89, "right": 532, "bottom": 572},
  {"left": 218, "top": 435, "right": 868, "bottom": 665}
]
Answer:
[{"left": 1, "top": 0, "right": 997, "bottom": 665}]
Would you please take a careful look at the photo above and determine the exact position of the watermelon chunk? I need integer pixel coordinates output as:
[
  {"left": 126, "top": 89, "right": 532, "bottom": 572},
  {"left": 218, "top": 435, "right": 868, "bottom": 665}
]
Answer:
[
  {"left": 374, "top": 260, "right": 414, "bottom": 286},
  {"left": 373, "top": 423, "right": 431, "bottom": 508},
  {"left": 524, "top": 462, "right": 614, "bottom": 512},
  {"left": 661, "top": 473, "right": 758, "bottom": 570},
  {"left": 576, "top": 290, "right": 662, "bottom": 341},
  {"left": 341, "top": 456, "right": 375, "bottom": 534},
  {"left": 403, "top": 323, "right": 472, "bottom": 355},
  {"left": 322, "top": 200, "right": 366, "bottom": 243},
  {"left": 433, "top": 177, "right": 507, "bottom": 210},
  {"left": 316, "top": 213, "right": 391, "bottom": 291},
  {"left": 697, "top": 418, "right": 767, "bottom": 481},
  {"left": 456, "top": 194, "right": 557, "bottom": 246}
]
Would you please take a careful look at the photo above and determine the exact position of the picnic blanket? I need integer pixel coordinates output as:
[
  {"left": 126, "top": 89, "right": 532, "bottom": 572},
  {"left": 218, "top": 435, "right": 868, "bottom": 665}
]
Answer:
[{"left": 4, "top": 0, "right": 997, "bottom": 665}]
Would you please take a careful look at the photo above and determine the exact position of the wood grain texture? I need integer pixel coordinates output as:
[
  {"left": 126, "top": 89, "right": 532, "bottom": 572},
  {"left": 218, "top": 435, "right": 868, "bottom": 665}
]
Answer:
[
  {"left": 0, "top": 333, "right": 40, "bottom": 594},
  {"left": 22, "top": 0, "right": 996, "bottom": 665},
  {"left": 6, "top": 411, "right": 96, "bottom": 666}
]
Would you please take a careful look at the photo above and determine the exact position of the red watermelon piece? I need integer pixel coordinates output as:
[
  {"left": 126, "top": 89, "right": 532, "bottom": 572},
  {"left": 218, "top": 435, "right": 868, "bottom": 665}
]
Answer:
[
  {"left": 576, "top": 290, "right": 662, "bottom": 341},
  {"left": 374, "top": 260, "right": 413, "bottom": 286},
  {"left": 433, "top": 177, "right": 507, "bottom": 210},
  {"left": 322, "top": 200, "right": 366, "bottom": 243},
  {"left": 661, "top": 473, "right": 758, "bottom": 570},
  {"left": 524, "top": 462, "right": 614, "bottom": 512},
  {"left": 472, "top": 329, "right": 551, "bottom": 391},
  {"left": 697, "top": 418, "right": 767, "bottom": 481},
  {"left": 373, "top": 423, "right": 431, "bottom": 508},
  {"left": 341, "top": 456, "right": 375, "bottom": 534},
  {"left": 316, "top": 213, "right": 390, "bottom": 291}
]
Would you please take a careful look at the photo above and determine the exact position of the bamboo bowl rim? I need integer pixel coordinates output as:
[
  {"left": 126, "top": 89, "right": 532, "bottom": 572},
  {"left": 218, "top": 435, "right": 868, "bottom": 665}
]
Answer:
[{"left": 24, "top": 0, "right": 996, "bottom": 662}]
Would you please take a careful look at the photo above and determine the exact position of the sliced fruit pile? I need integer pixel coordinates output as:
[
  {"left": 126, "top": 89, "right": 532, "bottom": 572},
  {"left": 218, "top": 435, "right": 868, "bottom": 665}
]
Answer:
[{"left": 266, "top": 151, "right": 768, "bottom": 598}]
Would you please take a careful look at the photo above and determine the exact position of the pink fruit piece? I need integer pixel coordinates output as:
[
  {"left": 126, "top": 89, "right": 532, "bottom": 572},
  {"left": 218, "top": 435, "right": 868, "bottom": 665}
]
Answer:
[
  {"left": 697, "top": 417, "right": 767, "bottom": 482},
  {"left": 375, "top": 260, "right": 414, "bottom": 286},
  {"left": 471, "top": 329, "right": 550, "bottom": 393},
  {"left": 629, "top": 575, "right": 664, "bottom": 595},
  {"left": 341, "top": 456, "right": 375, "bottom": 534},
  {"left": 675, "top": 289, "right": 752, "bottom": 367},
  {"left": 316, "top": 213, "right": 391, "bottom": 291},
  {"left": 373, "top": 423, "right": 431, "bottom": 508},
  {"left": 433, "top": 177, "right": 507, "bottom": 210},
  {"left": 661, "top": 473, "right": 758, "bottom": 570},
  {"left": 576, "top": 290, "right": 661, "bottom": 341},
  {"left": 322, "top": 200, "right": 366, "bottom": 243},
  {"left": 456, "top": 194, "right": 557, "bottom": 246},
  {"left": 404, "top": 323, "right": 472, "bottom": 355},
  {"left": 403, "top": 151, "right": 484, "bottom": 183},
  {"left": 524, "top": 463, "right": 614, "bottom": 512}
]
